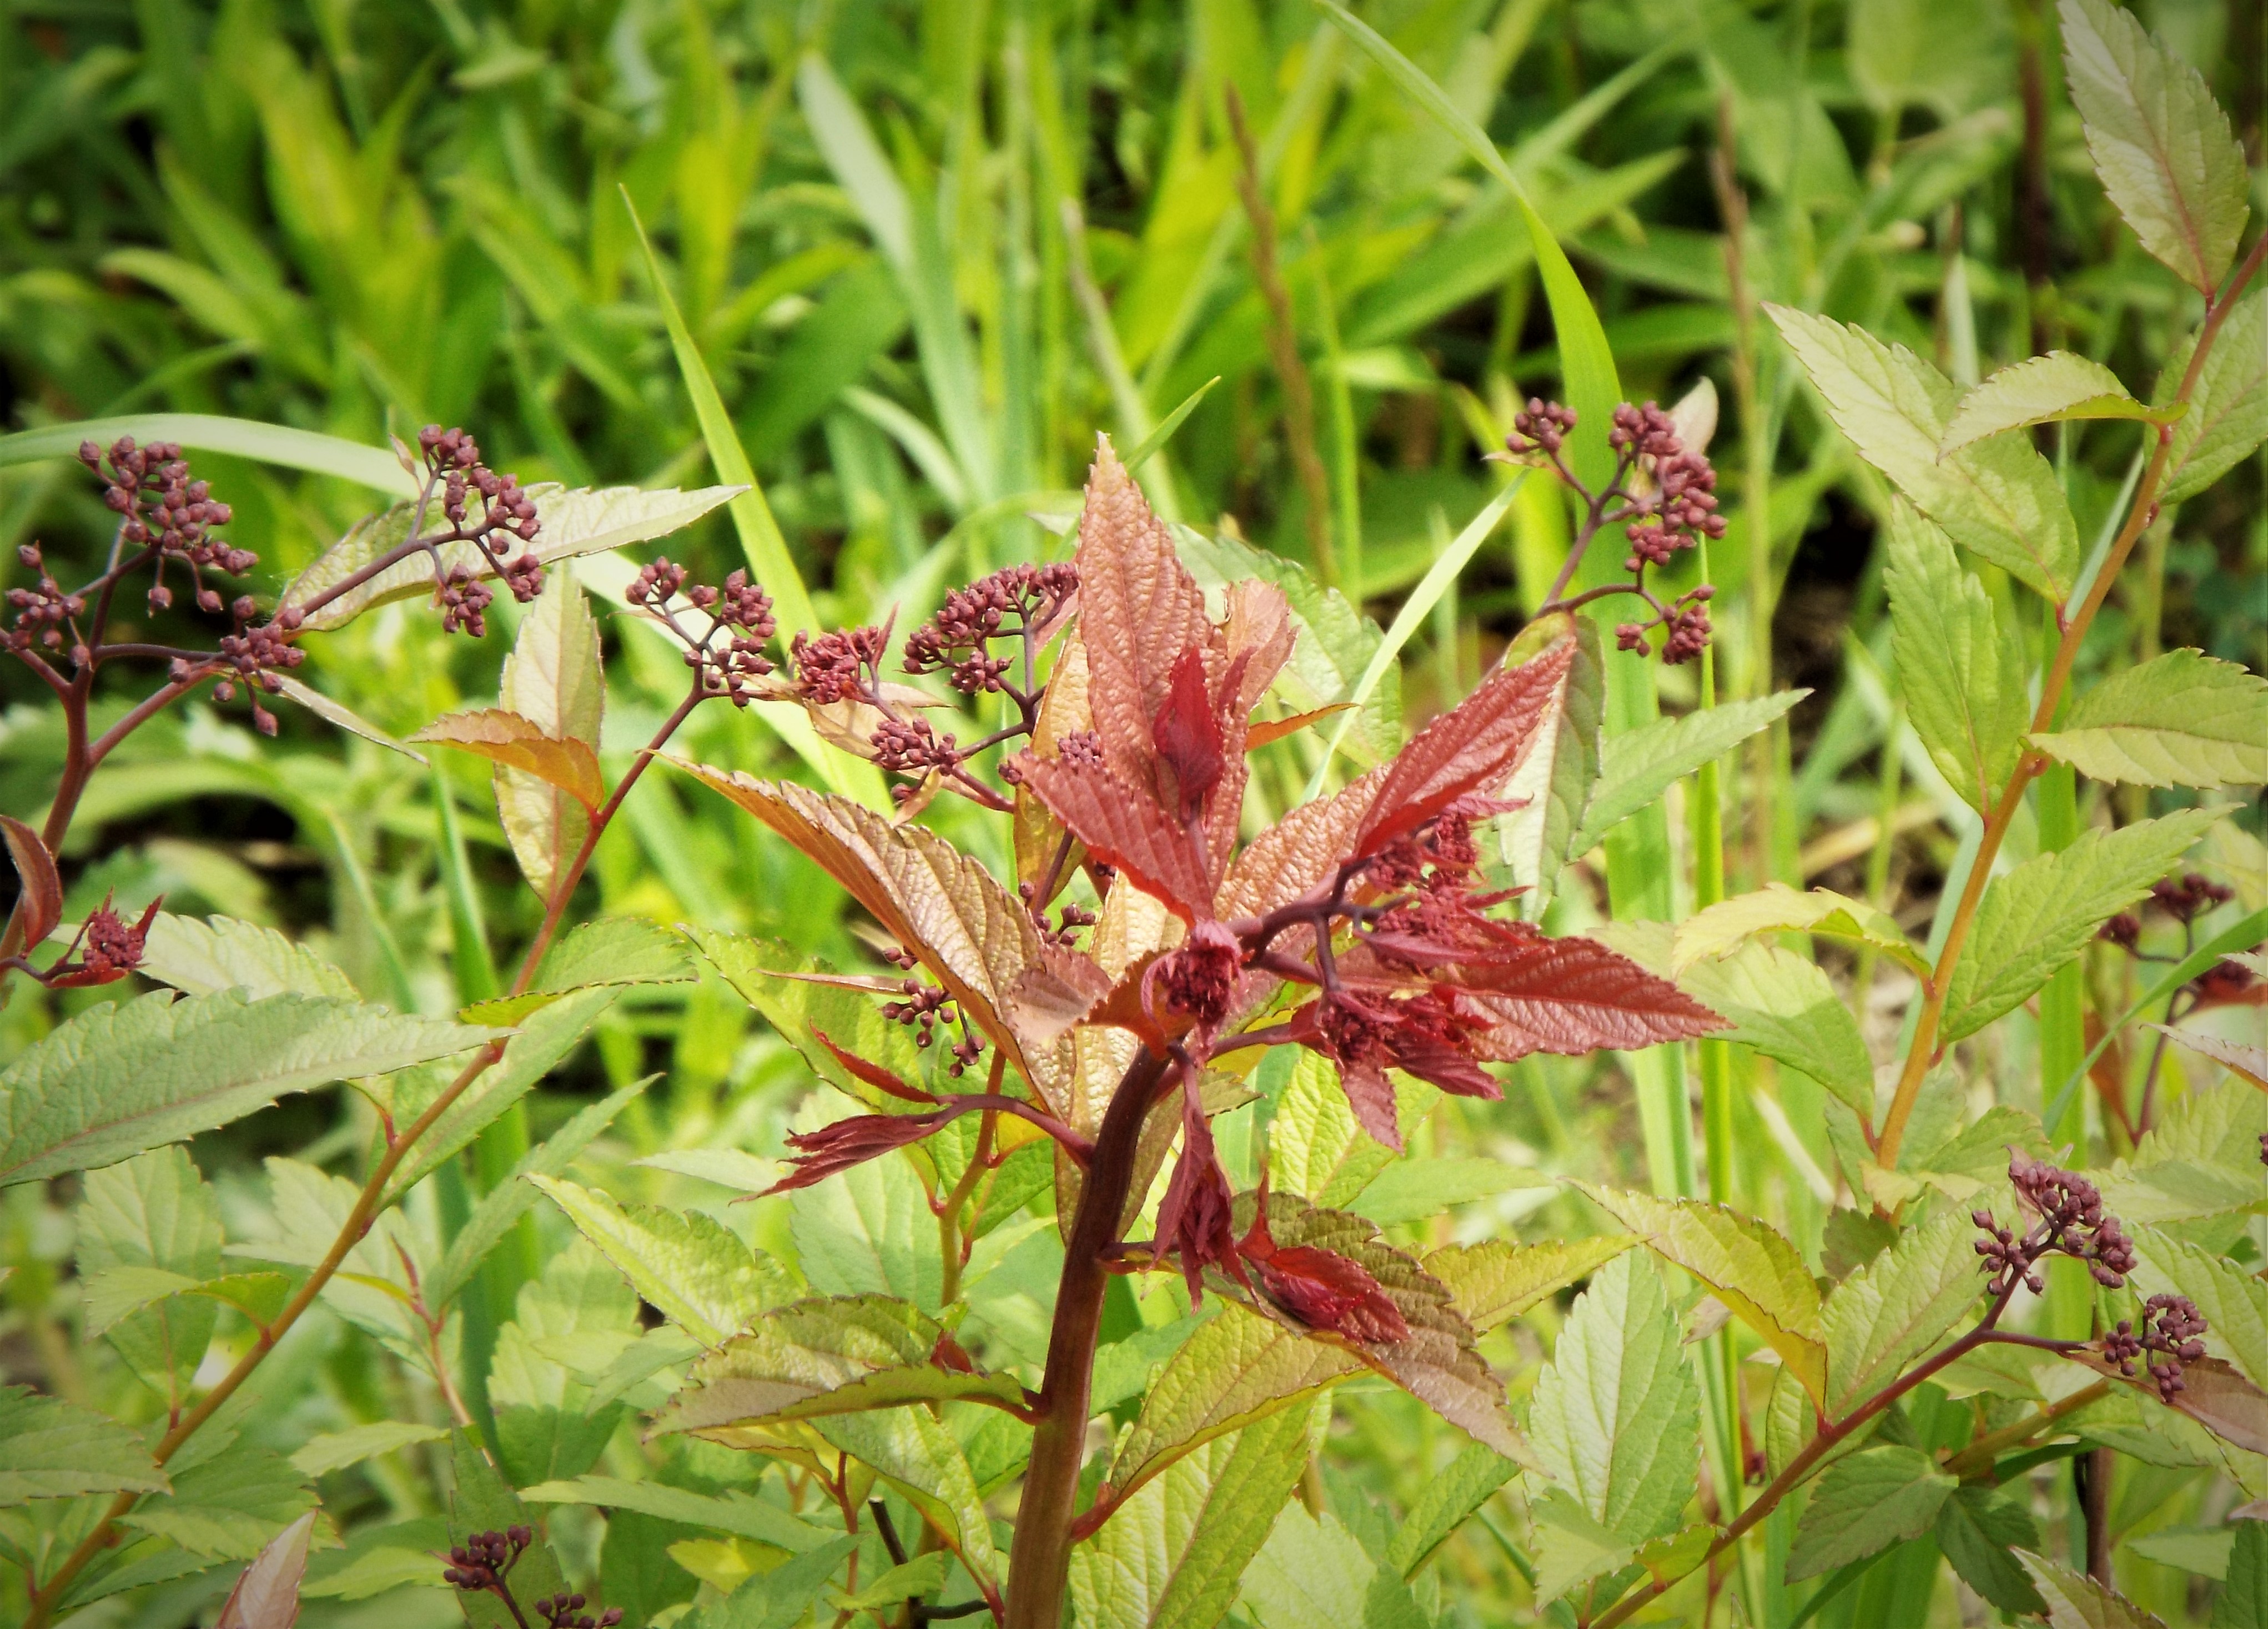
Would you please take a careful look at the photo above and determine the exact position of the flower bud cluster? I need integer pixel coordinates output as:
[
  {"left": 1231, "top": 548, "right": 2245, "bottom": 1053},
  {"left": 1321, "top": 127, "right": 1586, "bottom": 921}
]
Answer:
[
  {"left": 791, "top": 624, "right": 889, "bottom": 705},
  {"left": 441, "top": 1527, "right": 530, "bottom": 1593},
  {"left": 903, "top": 562, "right": 1079, "bottom": 695},
  {"left": 2149, "top": 872, "right": 2233, "bottom": 922},
  {"left": 1973, "top": 1155, "right": 2138, "bottom": 1297},
  {"left": 535, "top": 1594, "right": 623, "bottom": 1629},
  {"left": 1504, "top": 398, "right": 1579, "bottom": 457},
  {"left": 79, "top": 437, "right": 252, "bottom": 613},
  {"left": 5, "top": 546, "right": 86, "bottom": 655},
  {"left": 413, "top": 425, "right": 545, "bottom": 627},
  {"left": 2101, "top": 1294, "right": 2210, "bottom": 1403},
  {"left": 631, "top": 559, "right": 779, "bottom": 706},
  {"left": 208, "top": 601, "right": 306, "bottom": 734}
]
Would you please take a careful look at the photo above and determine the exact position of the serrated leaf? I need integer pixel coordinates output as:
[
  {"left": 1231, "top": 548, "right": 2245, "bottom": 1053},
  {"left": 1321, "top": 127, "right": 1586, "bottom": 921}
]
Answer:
[
  {"left": 1679, "top": 942, "right": 1875, "bottom": 1115},
  {"left": 120, "top": 1434, "right": 318, "bottom": 1559},
  {"left": 1567, "top": 690, "right": 1806, "bottom": 859},
  {"left": 1934, "top": 1484, "right": 2044, "bottom": 1615},
  {"left": 1885, "top": 500, "right": 2030, "bottom": 812},
  {"left": 788, "top": 1138, "right": 942, "bottom": 1309},
  {"left": 1822, "top": 1217, "right": 1980, "bottom": 1415},
  {"left": 230, "top": 1157, "right": 428, "bottom": 1362},
  {"left": 413, "top": 708, "right": 602, "bottom": 814},
  {"left": 2022, "top": 1549, "right": 2173, "bottom": 1628},
  {"left": 1495, "top": 614, "right": 1603, "bottom": 914},
  {"left": 1768, "top": 305, "right": 2078, "bottom": 599},
  {"left": 2060, "top": 0, "right": 2250, "bottom": 294},
  {"left": 137, "top": 914, "right": 359, "bottom": 1001},
  {"left": 379, "top": 986, "right": 616, "bottom": 1202},
  {"left": 1421, "top": 1235, "right": 1638, "bottom": 1334},
  {"left": 809, "top": 1404, "right": 996, "bottom": 1584},
  {"left": 1943, "top": 807, "right": 2224, "bottom": 1041},
  {"left": 669, "top": 768, "right": 1077, "bottom": 1110},
  {"left": 1579, "top": 1186, "right": 1827, "bottom": 1403},
  {"left": 1269, "top": 1052, "right": 1437, "bottom": 1208},
  {"left": 1671, "top": 880, "right": 1927, "bottom": 977},
  {"left": 1350, "top": 1157, "right": 1551, "bottom": 1225},
  {"left": 1529, "top": 1253, "right": 1699, "bottom": 1546},
  {"left": 1110, "top": 1304, "right": 1363, "bottom": 1506},
  {"left": 2159, "top": 288, "right": 2268, "bottom": 504},
  {"left": 2, "top": 814, "right": 61, "bottom": 950},
  {"left": 1787, "top": 1444, "right": 1953, "bottom": 1580},
  {"left": 281, "top": 482, "right": 740, "bottom": 632},
  {"left": 2216, "top": 1519, "right": 2266, "bottom": 1629},
  {"left": 657, "top": 1294, "right": 1027, "bottom": 1434},
  {"left": 527, "top": 1175, "right": 789, "bottom": 1347},
  {"left": 1070, "top": 1396, "right": 1326, "bottom": 1629},
  {"left": 214, "top": 1511, "right": 316, "bottom": 1629},
  {"left": 2133, "top": 1230, "right": 2268, "bottom": 1392},
  {"left": 1240, "top": 1503, "right": 1376, "bottom": 1629},
  {"left": 519, "top": 1475, "right": 836, "bottom": 1552},
  {"left": 1940, "top": 352, "right": 2170, "bottom": 454},
  {"left": 464, "top": 917, "right": 695, "bottom": 1024},
  {"left": 685, "top": 929, "right": 929, "bottom": 1114},
  {"left": 0, "top": 1386, "right": 169, "bottom": 1505},
  {"left": 494, "top": 563, "right": 604, "bottom": 900},
  {"left": 1385, "top": 1440, "right": 1518, "bottom": 1577},
  {"left": 2034, "top": 649, "right": 2268, "bottom": 788},
  {"left": 289, "top": 1421, "right": 449, "bottom": 1479},
  {"left": 0, "top": 990, "right": 494, "bottom": 1188},
  {"left": 78, "top": 1147, "right": 224, "bottom": 1404},
  {"left": 446, "top": 1429, "right": 573, "bottom": 1629}
]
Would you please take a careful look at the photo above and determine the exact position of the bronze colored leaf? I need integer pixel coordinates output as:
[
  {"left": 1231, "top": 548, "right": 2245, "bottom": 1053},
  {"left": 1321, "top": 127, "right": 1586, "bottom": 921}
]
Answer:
[
  {"left": 2, "top": 816, "right": 63, "bottom": 951},
  {"left": 1015, "top": 755, "right": 1215, "bottom": 921},
  {"left": 412, "top": 709, "right": 604, "bottom": 811},
  {"left": 1451, "top": 934, "right": 1724, "bottom": 1060}
]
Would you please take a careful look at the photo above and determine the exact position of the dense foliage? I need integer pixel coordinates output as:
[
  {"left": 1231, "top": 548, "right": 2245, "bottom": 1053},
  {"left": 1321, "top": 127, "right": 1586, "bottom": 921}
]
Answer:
[{"left": 1, "top": 2, "right": 2262, "bottom": 1628}]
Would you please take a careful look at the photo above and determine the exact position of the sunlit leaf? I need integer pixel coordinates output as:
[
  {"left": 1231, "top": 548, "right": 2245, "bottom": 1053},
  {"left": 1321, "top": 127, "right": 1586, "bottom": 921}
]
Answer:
[
  {"left": 2157, "top": 289, "right": 2268, "bottom": 504},
  {"left": 464, "top": 917, "right": 695, "bottom": 1025},
  {"left": 1421, "top": 1235, "right": 1637, "bottom": 1334},
  {"left": 526, "top": 1175, "right": 792, "bottom": 1348},
  {"left": 494, "top": 563, "right": 605, "bottom": 900},
  {"left": 1885, "top": 500, "right": 2030, "bottom": 813},
  {"left": 1566, "top": 689, "right": 1804, "bottom": 861},
  {"left": 137, "top": 913, "right": 359, "bottom": 1001},
  {"left": 213, "top": 1511, "right": 317, "bottom": 1629},
  {"left": 1821, "top": 1216, "right": 1980, "bottom": 1415},
  {"left": 2034, "top": 648, "right": 2268, "bottom": 789},
  {"left": 1940, "top": 351, "right": 2171, "bottom": 454}
]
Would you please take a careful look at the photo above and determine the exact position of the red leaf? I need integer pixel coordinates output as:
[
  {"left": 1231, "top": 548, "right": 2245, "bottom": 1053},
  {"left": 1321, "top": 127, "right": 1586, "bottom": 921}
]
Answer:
[
  {"left": 1354, "top": 640, "right": 1575, "bottom": 853},
  {"left": 1339, "top": 1054, "right": 1402, "bottom": 1149},
  {"left": 1015, "top": 755, "right": 1214, "bottom": 921},
  {"left": 1153, "top": 645, "right": 1224, "bottom": 819},
  {"left": 761, "top": 1112, "right": 947, "bottom": 1194},
  {"left": 809, "top": 1027, "right": 937, "bottom": 1105},
  {"left": 1, "top": 815, "right": 62, "bottom": 950},
  {"left": 1237, "top": 1193, "right": 1411, "bottom": 1341},
  {"left": 1451, "top": 934, "right": 1723, "bottom": 1059}
]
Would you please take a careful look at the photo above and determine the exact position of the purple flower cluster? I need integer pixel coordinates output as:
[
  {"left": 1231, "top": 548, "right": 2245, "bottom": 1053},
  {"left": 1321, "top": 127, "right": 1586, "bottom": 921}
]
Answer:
[
  {"left": 1973, "top": 1155, "right": 2138, "bottom": 1296},
  {"left": 79, "top": 437, "right": 253, "bottom": 613},
  {"left": 631, "top": 558, "right": 779, "bottom": 707},
  {"left": 2102, "top": 1294, "right": 2210, "bottom": 1403},
  {"left": 903, "top": 562, "right": 1079, "bottom": 695}
]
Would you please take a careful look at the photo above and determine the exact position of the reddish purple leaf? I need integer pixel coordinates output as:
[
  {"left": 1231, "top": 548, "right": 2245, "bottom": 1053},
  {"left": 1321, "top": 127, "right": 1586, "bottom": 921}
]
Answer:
[{"left": 1354, "top": 640, "right": 1575, "bottom": 853}]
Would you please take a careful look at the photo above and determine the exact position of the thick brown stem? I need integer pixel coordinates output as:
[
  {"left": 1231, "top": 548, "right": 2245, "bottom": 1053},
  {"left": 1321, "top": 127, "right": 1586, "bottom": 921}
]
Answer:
[{"left": 1003, "top": 1048, "right": 1170, "bottom": 1629}]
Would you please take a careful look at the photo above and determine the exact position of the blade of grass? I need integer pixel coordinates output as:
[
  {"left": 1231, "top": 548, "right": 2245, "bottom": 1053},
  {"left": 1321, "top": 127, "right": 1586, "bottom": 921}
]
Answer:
[
  {"left": 1309, "top": 229, "right": 1363, "bottom": 607},
  {"left": 1124, "top": 376, "right": 1220, "bottom": 472},
  {"left": 1301, "top": 475, "right": 1524, "bottom": 800},
  {"left": 0, "top": 415, "right": 418, "bottom": 496}
]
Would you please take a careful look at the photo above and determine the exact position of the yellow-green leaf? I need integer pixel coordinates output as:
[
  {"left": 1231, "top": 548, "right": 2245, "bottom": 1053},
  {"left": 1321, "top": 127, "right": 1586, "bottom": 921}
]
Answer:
[{"left": 1940, "top": 351, "right": 2173, "bottom": 455}]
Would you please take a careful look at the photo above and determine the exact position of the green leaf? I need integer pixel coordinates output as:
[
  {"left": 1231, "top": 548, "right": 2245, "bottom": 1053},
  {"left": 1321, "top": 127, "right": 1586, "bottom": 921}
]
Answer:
[
  {"left": 788, "top": 1136, "right": 944, "bottom": 1310},
  {"left": 2021, "top": 1549, "right": 2174, "bottom": 1628},
  {"left": 269, "top": 673, "right": 429, "bottom": 762},
  {"left": 1885, "top": 500, "right": 2030, "bottom": 812},
  {"left": 1787, "top": 1445, "right": 1953, "bottom": 1580},
  {"left": 77, "top": 1147, "right": 223, "bottom": 1404},
  {"left": 1678, "top": 943, "right": 1874, "bottom": 1115},
  {"left": 527, "top": 1175, "right": 790, "bottom": 1347},
  {"left": 685, "top": 929, "right": 927, "bottom": 1114},
  {"left": 465, "top": 918, "right": 696, "bottom": 1024},
  {"left": 0, "top": 414, "right": 415, "bottom": 495},
  {"left": 1934, "top": 1484, "right": 2045, "bottom": 1616},
  {"left": 137, "top": 913, "right": 359, "bottom": 1001},
  {"left": 2133, "top": 1229, "right": 2268, "bottom": 1392},
  {"left": 1768, "top": 305, "right": 2078, "bottom": 600},
  {"left": 2060, "top": 0, "right": 2251, "bottom": 294},
  {"left": 2215, "top": 1519, "right": 2266, "bottom": 1629},
  {"left": 0, "top": 1386, "right": 169, "bottom": 1505},
  {"left": 494, "top": 562, "right": 604, "bottom": 903},
  {"left": 1528, "top": 1253, "right": 1699, "bottom": 1546},
  {"left": 229, "top": 1158, "right": 428, "bottom": 1362},
  {"left": 808, "top": 1405, "right": 996, "bottom": 1585},
  {"left": 487, "top": 1241, "right": 638, "bottom": 1485},
  {"left": 120, "top": 1434, "right": 318, "bottom": 1559},
  {"left": 1578, "top": 1186, "right": 1828, "bottom": 1403},
  {"left": 1943, "top": 806, "right": 2224, "bottom": 1041},
  {"left": 0, "top": 990, "right": 494, "bottom": 1189},
  {"left": 2034, "top": 649, "right": 2268, "bottom": 788},
  {"left": 519, "top": 1475, "right": 837, "bottom": 1553},
  {"left": 425, "top": 1075, "right": 652, "bottom": 1313},
  {"left": 1124, "top": 376, "right": 1221, "bottom": 472},
  {"left": 1350, "top": 1157, "right": 1551, "bottom": 1225},
  {"left": 681, "top": 1538, "right": 858, "bottom": 1629},
  {"left": 835, "top": 1551, "right": 951, "bottom": 1612},
  {"left": 1421, "top": 1235, "right": 1638, "bottom": 1334},
  {"left": 1497, "top": 615, "right": 1605, "bottom": 913},
  {"left": 281, "top": 482, "right": 740, "bottom": 634},
  {"left": 1070, "top": 1396, "right": 1326, "bottom": 1629},
  {"left": 657, "top": 1293, "right": 1028, "bottom": 1434},
  {"left": 1111, "top": 1304, "right": 1362, "bottom": 1506},
  {"left": 1241, "top": 1502, "right": 1377, "bottom": 1629},
  {"left": 379, "top": 986, "right": 617, "bottom": 1202},
  {"left": 289, "top": 1421, "right": 449, "bottom": 1479},
  {"left": 1940, "top": 352, "right": 2172, "bottom": 454},
  {"left": 1269, "top": 1050, "right": 1437, "bottom": 1207},
  {"left": 1567, "top": 690, "right": 1806, "bottom": 860},
  {"left": 446, "top": 1429, "right": 574, "bottom": 1629},
  {"left": 2158, "top": 289, "right": 2268, "bottom": 505},
  {"left": 1821, "top": 1217, "right": 1980, "bottom": 1416},
  {"left": 1385, "top": 1440, "right": 1517, "bottom": 1577},
  {"left": 1671, "top": 880, "right": 1927, "bottom": 978}
]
